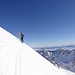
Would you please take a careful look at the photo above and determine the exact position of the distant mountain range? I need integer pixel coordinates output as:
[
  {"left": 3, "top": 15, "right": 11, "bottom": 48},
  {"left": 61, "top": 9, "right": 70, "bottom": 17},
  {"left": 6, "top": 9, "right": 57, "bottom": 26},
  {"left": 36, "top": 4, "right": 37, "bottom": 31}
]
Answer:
[
  {"left": 34, "top": 44, "right": 75, "bottom": 51},
  {"left": 34, "top": 45, "right": 75, "bottom": 73}
]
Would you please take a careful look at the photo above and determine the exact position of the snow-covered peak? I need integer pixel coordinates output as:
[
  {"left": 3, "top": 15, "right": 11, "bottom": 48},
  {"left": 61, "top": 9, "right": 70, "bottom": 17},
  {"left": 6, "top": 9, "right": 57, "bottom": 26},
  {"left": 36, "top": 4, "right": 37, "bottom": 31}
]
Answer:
[
  {"left": 37, "top": 48, "right": 75, "bottom": 75},
  {"left": 0, "top": 27, "right": 66, "bottom": 75}
]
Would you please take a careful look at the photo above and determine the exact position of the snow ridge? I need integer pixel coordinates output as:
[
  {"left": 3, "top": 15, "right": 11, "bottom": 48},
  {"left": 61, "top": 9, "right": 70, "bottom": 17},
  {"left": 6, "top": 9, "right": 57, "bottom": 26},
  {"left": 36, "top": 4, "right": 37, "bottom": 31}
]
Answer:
[{"left": 0, "top": 27, "right": 65, "bottom": 75}]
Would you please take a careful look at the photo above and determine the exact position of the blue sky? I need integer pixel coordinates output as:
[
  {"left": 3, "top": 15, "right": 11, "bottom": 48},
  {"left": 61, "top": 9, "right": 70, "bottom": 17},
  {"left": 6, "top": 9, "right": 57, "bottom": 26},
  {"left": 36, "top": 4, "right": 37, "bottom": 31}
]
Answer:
[{"left": 0, "top": 0, "right": 75, "bottom": 47}]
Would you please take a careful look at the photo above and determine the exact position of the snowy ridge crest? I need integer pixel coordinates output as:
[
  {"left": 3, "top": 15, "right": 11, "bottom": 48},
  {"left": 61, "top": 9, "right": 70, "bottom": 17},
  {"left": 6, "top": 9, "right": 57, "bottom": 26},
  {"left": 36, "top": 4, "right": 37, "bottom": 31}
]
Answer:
[{"left": 0, "top": 27, "right": 65, "bottom": 75}]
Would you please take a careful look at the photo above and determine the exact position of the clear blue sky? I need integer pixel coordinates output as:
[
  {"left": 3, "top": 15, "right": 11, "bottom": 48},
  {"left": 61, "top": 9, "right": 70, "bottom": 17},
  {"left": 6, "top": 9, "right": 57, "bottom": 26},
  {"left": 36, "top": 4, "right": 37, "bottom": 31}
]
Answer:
[{"left": 0, "top": 0, "right": 75, "bottom": 47}]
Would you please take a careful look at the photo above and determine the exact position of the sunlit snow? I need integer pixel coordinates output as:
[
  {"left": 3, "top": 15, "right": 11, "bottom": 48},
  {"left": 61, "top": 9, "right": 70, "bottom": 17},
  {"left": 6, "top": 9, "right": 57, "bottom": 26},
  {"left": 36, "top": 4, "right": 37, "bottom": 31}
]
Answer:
[{"left": 0, "top": 27, "right": 65, "bottom": 75}]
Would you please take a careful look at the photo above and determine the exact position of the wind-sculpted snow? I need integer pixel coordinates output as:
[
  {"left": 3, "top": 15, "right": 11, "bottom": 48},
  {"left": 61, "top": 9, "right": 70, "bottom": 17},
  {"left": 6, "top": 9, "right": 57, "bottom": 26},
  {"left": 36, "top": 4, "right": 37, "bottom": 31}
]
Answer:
[{"left": 0, "top": 27, "right": 65, "bottom": 75}]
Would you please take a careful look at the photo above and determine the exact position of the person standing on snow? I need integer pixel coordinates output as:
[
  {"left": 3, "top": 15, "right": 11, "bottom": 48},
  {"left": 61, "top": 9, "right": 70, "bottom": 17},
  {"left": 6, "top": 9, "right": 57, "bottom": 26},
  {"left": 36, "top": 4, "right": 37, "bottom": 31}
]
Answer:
[{"left": 19, "top": 32, "right": 24, "bottom": 43}]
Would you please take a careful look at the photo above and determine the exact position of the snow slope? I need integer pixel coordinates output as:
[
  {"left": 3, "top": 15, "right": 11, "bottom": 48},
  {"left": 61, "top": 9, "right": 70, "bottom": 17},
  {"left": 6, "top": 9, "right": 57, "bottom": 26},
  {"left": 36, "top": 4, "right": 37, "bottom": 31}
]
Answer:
[
  {"left": 0, "top": 27, "right": 65, "bottom": 75},
  {"left": 61, "top": 68, "right": 75, "bottom": 75}
]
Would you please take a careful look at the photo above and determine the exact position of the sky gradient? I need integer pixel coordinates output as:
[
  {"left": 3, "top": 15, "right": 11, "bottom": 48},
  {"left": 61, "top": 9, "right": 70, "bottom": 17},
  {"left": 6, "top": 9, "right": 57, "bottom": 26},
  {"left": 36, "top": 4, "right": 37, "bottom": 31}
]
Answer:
[{"left": 0, "top": 0, "right": 75, "bottom": 47}]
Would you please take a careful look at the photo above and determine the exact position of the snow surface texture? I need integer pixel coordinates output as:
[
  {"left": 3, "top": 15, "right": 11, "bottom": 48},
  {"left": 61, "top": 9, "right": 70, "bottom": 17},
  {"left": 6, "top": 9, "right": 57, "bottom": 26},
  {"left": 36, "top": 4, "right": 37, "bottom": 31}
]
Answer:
[{"left": 0, "top": 27, "right": 66, "bottom": 75}]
